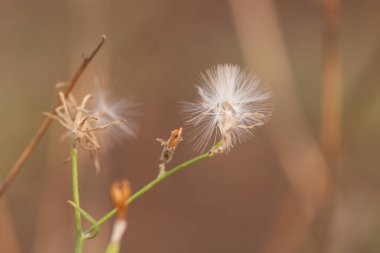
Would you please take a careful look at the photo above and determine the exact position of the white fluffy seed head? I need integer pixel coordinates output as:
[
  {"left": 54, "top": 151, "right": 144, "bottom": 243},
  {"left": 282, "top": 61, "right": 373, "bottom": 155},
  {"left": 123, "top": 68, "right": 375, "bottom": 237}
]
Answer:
[
  {"left": 182, "top": 64, "right": 274, "bottom": 152},
  {"left": 92, "top": 81, "right": 139, "bottom": 151}
]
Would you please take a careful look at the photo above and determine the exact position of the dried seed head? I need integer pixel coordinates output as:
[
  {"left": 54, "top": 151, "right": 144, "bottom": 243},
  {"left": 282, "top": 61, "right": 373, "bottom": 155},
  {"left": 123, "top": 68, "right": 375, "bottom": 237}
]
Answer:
[
  {"left": 183, "top": 64, "right": 274, "bottom": 153},
  {"left": 47, "top": 91, "right": 119, "bottom": 170},
  {"left": 47, "top": 82, "right": 139, "bottom": 172},
  {"left": 111, "top": 179, "right": 131, "bottom": 218}
]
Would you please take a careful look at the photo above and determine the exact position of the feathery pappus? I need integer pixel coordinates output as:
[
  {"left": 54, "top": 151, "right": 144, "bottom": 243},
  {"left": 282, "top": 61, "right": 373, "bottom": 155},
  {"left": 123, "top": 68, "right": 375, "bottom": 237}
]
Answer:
[{"left": 182, "top": 64, "right": 274, "bottom": 153}]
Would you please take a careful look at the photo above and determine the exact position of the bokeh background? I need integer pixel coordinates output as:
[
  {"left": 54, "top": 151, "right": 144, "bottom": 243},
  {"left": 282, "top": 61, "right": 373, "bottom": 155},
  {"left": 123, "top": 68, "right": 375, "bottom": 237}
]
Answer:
[{"left": 1, "top": 0, "right": 380, "bottom": 252}]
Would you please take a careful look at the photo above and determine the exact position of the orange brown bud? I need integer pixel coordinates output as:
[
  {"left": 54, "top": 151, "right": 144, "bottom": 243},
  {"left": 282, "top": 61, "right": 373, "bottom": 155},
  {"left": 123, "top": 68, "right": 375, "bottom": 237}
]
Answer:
[
  {"left": 167, "top": 127, "right": 183, "bottom": 149},
  {"left": 157, "top": 127, "right": 183, "bottom": 163},
  {"left": 111, "top": 179, "right": 131, "bottom": 218}
]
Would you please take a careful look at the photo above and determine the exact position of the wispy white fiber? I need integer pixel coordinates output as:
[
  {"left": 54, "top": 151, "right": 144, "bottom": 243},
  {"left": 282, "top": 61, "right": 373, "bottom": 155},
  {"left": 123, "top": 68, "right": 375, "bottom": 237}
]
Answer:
[
  {"left": 183, "top": 64, "right": 274, "bottom": 152},
  {"left": 92, "top": 80, "right": 140, "bottom": 151}
]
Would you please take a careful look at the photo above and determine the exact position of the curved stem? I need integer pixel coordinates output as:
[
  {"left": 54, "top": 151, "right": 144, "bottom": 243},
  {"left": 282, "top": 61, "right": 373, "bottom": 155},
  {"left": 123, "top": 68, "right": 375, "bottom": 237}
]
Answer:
[{"left": 85, "top": 142, "right": 222, "bottom": 235}]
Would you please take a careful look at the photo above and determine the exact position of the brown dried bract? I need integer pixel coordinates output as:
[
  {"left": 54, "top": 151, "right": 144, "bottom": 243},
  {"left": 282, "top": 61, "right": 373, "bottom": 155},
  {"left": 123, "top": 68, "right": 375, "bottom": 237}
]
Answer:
[
  {"left": 156, "top": 127, "right": 183, "bottom": 175},
  {"left": 157, "top": 127, "right": 183, "bottom": 163}
]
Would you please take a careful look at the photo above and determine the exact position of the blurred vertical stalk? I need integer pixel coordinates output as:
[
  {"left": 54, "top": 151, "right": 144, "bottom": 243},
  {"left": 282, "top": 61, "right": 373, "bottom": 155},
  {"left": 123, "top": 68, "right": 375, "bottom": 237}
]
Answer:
[
  {"left": 0, "top": 200, "right": 21, "bottom": 253},
  {"left": 320, "top": 2, "right": 342, "bottom": 252},
  {"left": 228, "top": 0, "right": 330, "bottom": 252},
  {"left": 320, "top": 0, "right": 342, "bottom": 165}
]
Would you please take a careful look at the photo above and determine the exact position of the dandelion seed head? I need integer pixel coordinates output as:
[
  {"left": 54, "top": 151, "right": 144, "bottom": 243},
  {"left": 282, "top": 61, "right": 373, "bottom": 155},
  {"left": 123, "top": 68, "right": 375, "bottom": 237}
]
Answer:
[{"left": 183, "top": 64, "right": 274, "bottom": 153}]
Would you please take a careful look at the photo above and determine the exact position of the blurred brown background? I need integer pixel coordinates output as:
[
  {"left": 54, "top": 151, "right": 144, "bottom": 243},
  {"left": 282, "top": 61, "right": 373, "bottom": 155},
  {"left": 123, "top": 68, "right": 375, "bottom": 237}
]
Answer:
[{"left": 1, "top": 0, "right": 380, "bottom": 252}]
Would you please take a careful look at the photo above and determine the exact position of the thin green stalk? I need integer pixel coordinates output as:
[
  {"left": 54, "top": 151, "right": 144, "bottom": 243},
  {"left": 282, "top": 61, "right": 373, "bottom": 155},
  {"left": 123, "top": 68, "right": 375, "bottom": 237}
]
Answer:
[
  {"left": 85, "top": 143, "right": 222, "bottom": 236},
  {"left": 71, "top": 143, "right": 84, "bottom": 253}
]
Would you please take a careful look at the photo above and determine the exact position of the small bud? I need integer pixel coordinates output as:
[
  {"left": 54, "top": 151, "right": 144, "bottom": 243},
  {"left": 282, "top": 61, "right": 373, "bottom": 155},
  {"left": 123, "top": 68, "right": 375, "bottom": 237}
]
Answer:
[
  {"left": 111, "top": 179, "right": 131, "bottom": 218},
  {"left": 156, "top": 127, "right": 183, "bottom": 176},
  {"left": 105, "top": 179, "right": 131, "bottom": 253},
  {"left": 167, "top": 127, "right": 183, "bottom": 149}
]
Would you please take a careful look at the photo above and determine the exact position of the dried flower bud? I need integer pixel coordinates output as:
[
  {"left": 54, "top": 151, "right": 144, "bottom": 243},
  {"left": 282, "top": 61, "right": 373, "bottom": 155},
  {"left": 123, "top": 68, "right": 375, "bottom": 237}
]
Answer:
[
  {"left": 111, "top": 179, "right": 131, "bottom": 218},
  {"left": 157, "top": 127, "right": 183, "bottom": 163},
  {"left": 156, "top": 128, "right": 183, "bottom": 176},
  {"left": 167, "top": 127, "right": 183, "bottom": 149}
]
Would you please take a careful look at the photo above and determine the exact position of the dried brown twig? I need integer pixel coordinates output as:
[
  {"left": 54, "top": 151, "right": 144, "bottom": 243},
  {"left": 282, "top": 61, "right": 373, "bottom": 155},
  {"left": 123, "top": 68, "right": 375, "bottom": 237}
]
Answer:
[{"left": 0, "top": 35, "right": 107, "bottom": 198}]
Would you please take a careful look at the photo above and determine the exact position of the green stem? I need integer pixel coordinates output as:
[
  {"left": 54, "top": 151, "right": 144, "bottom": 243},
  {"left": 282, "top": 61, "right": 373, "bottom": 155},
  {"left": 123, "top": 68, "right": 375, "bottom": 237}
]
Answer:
[
  {"left": 85, "top": 143, "right": 221, "bottom": 235},
  {"left": 71, "top": 143, "right": 83, "bottom": 253}
]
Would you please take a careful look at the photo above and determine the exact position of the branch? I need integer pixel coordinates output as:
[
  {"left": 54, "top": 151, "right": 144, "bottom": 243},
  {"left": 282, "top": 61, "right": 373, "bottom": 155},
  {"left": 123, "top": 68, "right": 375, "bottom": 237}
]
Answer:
[{"left": 0, "top": 35, "right": 107, "bottom": 198}]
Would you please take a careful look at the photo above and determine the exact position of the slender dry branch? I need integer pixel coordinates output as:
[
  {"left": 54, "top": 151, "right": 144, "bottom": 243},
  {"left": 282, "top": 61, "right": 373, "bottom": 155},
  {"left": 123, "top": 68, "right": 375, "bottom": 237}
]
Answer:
[
  {"left": 320, "top": 0, "right": 342, "bottom": 164},
  {"left": 0, "top": 35, "right": 107, "bottom": 198}
]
